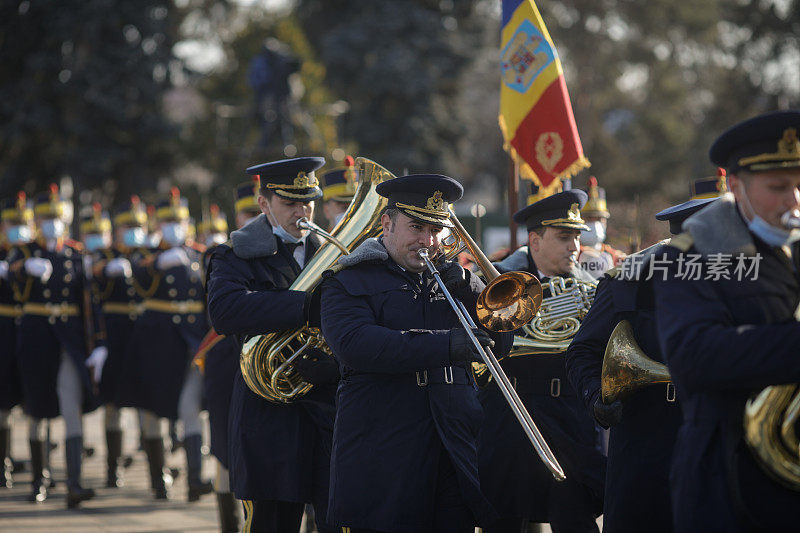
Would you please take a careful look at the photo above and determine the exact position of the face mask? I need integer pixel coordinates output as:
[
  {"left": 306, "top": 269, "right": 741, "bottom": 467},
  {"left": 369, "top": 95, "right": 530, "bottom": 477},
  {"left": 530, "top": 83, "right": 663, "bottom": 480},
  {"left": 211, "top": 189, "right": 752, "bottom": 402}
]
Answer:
[
  {"left": 738, "top": 183, "right": 800, "bottom": 247},
  {"left": 84, "top": 234, "right": 107, "bottom": 252},
  {"left": 161, "top": 223, "right": 186, "bottom": 247},
  {"left": 6, "top": 225, "right": 32, "bottom": 244},
  {"left": 265, "top": 208, "right": 302, "bottom": 244},
  {"left": 580, "top": 221, "right": 606, "bottom": 247},
  {"left": 40, "top": 218, "right": 65, "bottom": 240},
  {"left": 333, "top": 211, "right": 346, "bottom": 226},
  {"left": 123, "top": 227, "right": 147, "bottom": 247}
]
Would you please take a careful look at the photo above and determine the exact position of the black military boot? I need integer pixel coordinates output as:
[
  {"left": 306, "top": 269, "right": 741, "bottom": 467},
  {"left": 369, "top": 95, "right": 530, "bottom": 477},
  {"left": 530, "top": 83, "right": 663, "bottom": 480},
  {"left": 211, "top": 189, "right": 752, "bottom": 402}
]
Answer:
[
  {"left": 65, "top": 436, "right": 95, "bottom": 509},
  {"left": 105, "top": 429, "right": 123, "bottom": 487},
  {"left": 217, "top": 492, "right": 241, "bottom": 532},
  {"left": 184, "top": 434, "right": 213, "bottom": 502},
  {"left": 143, "top": 437, "right": 172, "bottom": 499},
  {"left": 0, "top": 427, "right": 11, "bottom": 488},
  {"left": 27, "top": 439, "right": 50, "bottom": 502}
]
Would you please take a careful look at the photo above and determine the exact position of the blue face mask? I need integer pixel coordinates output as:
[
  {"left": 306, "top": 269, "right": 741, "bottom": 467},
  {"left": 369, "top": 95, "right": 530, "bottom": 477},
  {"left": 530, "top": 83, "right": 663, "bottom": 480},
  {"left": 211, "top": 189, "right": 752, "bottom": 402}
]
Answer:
[
  {"left": 123, "top": 227, "right": 147, "bottom": 247},
  {"left": 40, "top": 218, "right": 65, "bottom": 240},
  {"left": 84, "top": 234, "right": 107, "bottom": 252},
  {"left": 739, "top": 184, "right": 800, "bottom": 247},
  {"left": 6, "top": 225, "right": 32, "bottom": 244},
  {"left": 161, "top": 222, "right": 186, "bottom": 247}
]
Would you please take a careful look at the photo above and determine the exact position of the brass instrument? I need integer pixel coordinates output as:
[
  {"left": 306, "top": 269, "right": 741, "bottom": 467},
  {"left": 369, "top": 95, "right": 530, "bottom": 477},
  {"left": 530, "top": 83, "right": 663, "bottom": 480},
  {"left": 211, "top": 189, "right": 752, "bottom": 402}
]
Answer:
[
  {"left": 744, "top": 385, "right": 800, "bottom": 489},
  {"left": 600, "top": 320, "right": 671, "bottom": 404},
  {"left": 418, "top": 245, "right": 565, "bottom": 481},
  {"left": 239, "top": 157, "right": 395, "bottom": 403}
]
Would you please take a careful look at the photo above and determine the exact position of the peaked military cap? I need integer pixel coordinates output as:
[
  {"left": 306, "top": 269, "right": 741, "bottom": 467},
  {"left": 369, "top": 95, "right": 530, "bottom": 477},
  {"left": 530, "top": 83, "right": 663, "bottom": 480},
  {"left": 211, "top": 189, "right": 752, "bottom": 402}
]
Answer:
[
  {"left": 155, "top": 187, "right": 190, "bottom": 222},
  {"left": 513, "top": 189, "right": 589, "bottom": 231},
  {"left": 198, "top": 204, "right": 228, "bottom": 235},
  {"left": 113, "top": 195, "right": 148, "bottom": 227},
  {"left": 655, "top": 168, "right": 729, "bottom": 234},
  {"left": 581, "top": 176, "right": 610, "bottom": 218},
  {"left": 79, "top": 203, "right": 112, "bottom": 235},
  {"left": 234, "top": 176, "right": 261, "bottom": 215},
  {"left": 710, "top": 110, "right": 800, "bottom": 173},
  {"left": 376, "top": 174, "right": 463, "bottom": 228},
  {"left": 1, "top": 192, "right": 33, "bottom": 224},
  {"left": 33, "top": 184, "right": 66, "bottom": 218},
  {"left": 321, "top": 156, "right": 357, "bottom": 203},
  {"left": 247, "top": 157, "right": 325, "bottom": 202}
]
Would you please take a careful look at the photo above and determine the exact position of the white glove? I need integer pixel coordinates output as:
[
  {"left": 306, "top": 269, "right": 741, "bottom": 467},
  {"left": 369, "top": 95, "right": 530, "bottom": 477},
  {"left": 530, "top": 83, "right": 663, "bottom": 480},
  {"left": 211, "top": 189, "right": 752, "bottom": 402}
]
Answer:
[
  {"left": 85, "top": 346, "right": 108, "bottom": 383},
  {"left": 105, "top": 257, "right": 132, "bottom": 278},
  {"left": 0, "top": 261, "right": 8, "bottom": 280},
  {"left": 24, "top": 258, "right": 53, "bottom": 282},
  {"left": 156, "top": 248, "right": 189, "bottom": 270}
]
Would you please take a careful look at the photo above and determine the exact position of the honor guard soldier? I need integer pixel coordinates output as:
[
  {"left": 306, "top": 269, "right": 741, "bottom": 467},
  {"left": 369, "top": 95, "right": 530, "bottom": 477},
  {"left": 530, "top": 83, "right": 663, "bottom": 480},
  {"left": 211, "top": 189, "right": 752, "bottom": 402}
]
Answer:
[
  {"left": 206, "top": 157, "right": 338, "bottom": 533},
  {"left": 85, "top": 197, "right": 150, "bottom": 488},
  {"left": 197, "top": 178, "right": 261, "bottom": 533},
  {"left": 578, "top": 177, "right": 625, "bottom": 278},
  {"left": 198, "top": 204, "right": 229, "bottom": 248},
  {"left": 480, "top": 190, "right": 605, "bottom": 533},
  {"left": 653, "top": 110, "right": 800, "bottom": 532},
  {"left": 565, "top": 172, "right": 727, "bottom": 533},
  {"left": 7, "top": 184, "right": 101, "bottom": 508},
  {"left": 319, "top": 174, "right": 513, "bottom": 532},
  {"left": 125, "top": 187, "right": 212, "bottom": 501},
  {"left": 0, "top": 193, "right": 31, "bottom": 489},
  {"left": 319, "top": 155, "right": 357, "bottom": 230}
]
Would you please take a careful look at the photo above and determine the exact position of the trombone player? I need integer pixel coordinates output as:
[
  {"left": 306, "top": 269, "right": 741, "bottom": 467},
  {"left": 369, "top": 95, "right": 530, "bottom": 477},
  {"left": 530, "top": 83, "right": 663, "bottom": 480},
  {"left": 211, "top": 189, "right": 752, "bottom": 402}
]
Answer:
[
  {"left": 565, "top": 172, "right": 727, "bottom": 533},
  {"left": 319, "top": 174, "right": 512, "bottom": 532},
  {"left": 653, "top": 110, "right": 800, "bottom": 531},
  {"left": 206, "top": 157, "right": 338, "bottom": 533},
  {"left": 479, "top": 190, "right": 605, "bottom": 533}
]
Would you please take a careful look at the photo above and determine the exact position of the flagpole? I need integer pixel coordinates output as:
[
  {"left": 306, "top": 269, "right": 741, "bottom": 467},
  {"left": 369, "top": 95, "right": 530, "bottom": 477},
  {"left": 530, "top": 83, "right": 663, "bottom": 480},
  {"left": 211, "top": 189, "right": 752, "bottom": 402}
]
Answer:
[{"left": 508, "top": 156, "right": 519, "bottom": 250}]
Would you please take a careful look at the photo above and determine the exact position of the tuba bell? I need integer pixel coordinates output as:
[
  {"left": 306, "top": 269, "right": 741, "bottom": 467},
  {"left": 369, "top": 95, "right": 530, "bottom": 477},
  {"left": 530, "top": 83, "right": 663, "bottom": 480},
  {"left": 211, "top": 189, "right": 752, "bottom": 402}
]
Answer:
[
  {"left": 239, "top": 158, "right": 395, "bottom": 403},
  {"left": 600, "top": 319, "right": 671, "bottom": 404}
]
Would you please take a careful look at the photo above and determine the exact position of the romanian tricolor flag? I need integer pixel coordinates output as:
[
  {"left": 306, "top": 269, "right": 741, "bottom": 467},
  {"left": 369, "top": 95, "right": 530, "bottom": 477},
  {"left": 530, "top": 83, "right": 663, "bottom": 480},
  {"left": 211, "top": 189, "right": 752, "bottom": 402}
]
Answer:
[{"left": 500, "top": 0, "right": 590, "bottom": 194}]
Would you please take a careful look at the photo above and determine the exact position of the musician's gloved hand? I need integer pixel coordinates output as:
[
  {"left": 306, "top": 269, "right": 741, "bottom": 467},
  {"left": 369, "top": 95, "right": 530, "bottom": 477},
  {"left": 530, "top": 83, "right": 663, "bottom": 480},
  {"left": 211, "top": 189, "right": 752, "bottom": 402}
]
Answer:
[
  {"left": 293, "top": 349, "right": 340, "bottom": 385},
  {"left": 449, "top": 327, "right": 494, "bottom": 363},
  {"left": 156, "top": 248, "right": 189, "bottom": 270},
  {"left": 592, "top": 392, "right": 623, "bottom": 428},
  {"left": 85, "top": 346, "right": 108, "bottom": 384},
  {"left": 24, "top": 258, "right": 53, "bottom": 282},
  {"left": 0, "top": 260, "right": 8, "bottom": 280},
  {"left": 438, "top": 261, "right": 471, "bottom": 297},
  {"left": 105, "top": 257, "right": 132, "bottom": 278}
]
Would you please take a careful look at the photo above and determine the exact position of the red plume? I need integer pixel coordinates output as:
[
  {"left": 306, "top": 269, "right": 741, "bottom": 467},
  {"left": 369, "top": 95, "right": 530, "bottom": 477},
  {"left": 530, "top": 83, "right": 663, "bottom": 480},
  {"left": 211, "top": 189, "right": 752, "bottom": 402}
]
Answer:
[
  {"left": 344, "top": 155, "right": 355, "bottom": 167},
  {"left": 588, "top": 176, "right": 598, "bottom": 187}
]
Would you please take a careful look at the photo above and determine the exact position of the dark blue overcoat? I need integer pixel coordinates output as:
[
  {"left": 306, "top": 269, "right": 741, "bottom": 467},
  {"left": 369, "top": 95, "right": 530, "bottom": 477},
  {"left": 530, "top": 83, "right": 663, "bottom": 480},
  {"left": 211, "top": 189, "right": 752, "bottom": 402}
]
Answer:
[
  {"left": 0, "top": 247, "right": 22, "bottom": 410},
  {"left": 319, "top": 238, "right": 512, "bottom": 532},
  {"left": 566, "top": 243, "right": 681, "bottom": 533},
  {"left": 653, "top": 195, "right": 800, "bottom": 533},
  {"left": 206, "top": 214, "right": 334, "bottom": 508},
  {"left": 203, "top": 333, "right": 238, "bottom": 469},
  {"left": 477, "top": 247, "right": 605, "bottom": 527},
  {"left": 121, "top": 243, "right": 207, "bottom": 419},
  {"left": 8, "top": 240, "right": 99, "bottom": 419}
]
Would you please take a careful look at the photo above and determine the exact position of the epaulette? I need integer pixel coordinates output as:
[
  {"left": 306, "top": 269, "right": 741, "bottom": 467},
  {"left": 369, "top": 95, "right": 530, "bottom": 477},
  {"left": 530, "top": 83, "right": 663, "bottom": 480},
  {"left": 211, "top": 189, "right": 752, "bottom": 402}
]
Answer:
[
  {"left": 65, "top": 238, "right": 84, "bottom": 251},
  {"left": 669, "top": 232, "right": 694, "bottom": 252},
  {"left": 605, "top": 266, "right": 620, "bottom": 279}
]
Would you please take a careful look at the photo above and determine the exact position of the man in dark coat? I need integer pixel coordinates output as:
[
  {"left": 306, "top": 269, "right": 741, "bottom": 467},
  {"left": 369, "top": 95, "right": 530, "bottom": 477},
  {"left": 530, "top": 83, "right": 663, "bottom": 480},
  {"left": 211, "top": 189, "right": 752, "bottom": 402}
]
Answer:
[
  {"left": 654, "top": 110, "right": 800, "bottom": 532},
  {"left": 7, "top": 184, "right": 100, "bottom": 508},
  {"left": 0, "top": 193, "right": 31, "bottom": 489},
  {"left": 206, "top": 157, "right": 338, "bottom": 533},
  {"left": 85, "top": 197, "right": 150, "bottom": 488},
  {"left": 320, "top": 174, "right": 513, "bottom": 532},
  {"left": 480, "top": 189, "right": 605, "bottom": 533},
  {"left": 565, "top": 171, "right": 727, "bottom": 533},
  {"left": 124, "top": 188, "right": 211, "bottom": 501}
]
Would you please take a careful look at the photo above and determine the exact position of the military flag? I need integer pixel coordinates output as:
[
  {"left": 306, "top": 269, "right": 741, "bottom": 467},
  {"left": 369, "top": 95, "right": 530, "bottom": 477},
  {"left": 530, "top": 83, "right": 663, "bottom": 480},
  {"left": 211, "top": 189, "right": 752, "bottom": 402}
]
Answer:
[{"left": 500, "top": 0, "right": 590, "bottom": 194}]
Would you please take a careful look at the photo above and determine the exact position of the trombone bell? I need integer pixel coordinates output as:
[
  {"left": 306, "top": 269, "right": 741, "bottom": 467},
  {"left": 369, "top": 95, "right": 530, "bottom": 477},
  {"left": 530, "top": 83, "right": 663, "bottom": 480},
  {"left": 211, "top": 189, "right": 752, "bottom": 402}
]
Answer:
[{"left": 477, "top": 271, "right": 543, "bottom": 332}]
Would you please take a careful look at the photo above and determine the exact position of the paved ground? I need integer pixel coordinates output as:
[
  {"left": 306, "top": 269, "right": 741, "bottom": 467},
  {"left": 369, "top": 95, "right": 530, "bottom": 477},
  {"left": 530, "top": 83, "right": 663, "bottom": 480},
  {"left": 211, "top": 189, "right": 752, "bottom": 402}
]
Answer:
[{"left": 0, "top": 407, "right": 219, "bottom": 533}]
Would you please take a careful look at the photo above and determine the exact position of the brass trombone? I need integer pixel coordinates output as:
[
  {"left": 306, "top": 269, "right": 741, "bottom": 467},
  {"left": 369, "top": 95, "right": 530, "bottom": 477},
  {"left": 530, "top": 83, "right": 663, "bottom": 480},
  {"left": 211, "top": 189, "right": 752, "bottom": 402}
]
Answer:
[{"left": 419, "top": 213, "right": 566, "bottom": 481}]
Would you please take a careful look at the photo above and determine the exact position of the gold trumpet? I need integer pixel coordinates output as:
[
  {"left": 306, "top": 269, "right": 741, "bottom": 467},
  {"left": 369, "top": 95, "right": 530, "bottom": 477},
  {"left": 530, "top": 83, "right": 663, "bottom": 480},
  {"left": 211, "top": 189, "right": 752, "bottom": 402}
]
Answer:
[
  {"left": 600, "top": 320, "right": 671, "bottom": 404},
  {"left": 239, "top": 158, "right": 395, "bottom": 403},
  {"left": 744, "top": 384, "right": 800, "bottom": 489}
]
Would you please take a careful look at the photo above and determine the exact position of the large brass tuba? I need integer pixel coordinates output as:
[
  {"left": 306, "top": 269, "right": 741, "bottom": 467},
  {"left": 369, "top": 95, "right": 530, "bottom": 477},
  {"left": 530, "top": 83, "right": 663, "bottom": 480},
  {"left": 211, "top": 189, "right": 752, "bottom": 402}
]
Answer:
[
  {"left": 239, "top": 158, "right": 394, "bottom": 403},
  {"left": 743, "top": 385, "right": 800, "bottom": 489},
  {"left": 600, "top": 320, "right": 671, "bottom": 404}
]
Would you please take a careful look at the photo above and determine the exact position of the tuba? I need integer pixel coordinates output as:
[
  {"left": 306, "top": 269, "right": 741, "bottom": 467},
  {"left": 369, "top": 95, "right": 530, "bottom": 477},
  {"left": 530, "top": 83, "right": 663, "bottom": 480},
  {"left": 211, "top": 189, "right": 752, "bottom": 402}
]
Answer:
[
  {"left": 239, "top": 158, "right": 395, "bottom": 403},
  {"left": 600, "top": 320, "right": 671, "bottom": 404}
]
